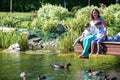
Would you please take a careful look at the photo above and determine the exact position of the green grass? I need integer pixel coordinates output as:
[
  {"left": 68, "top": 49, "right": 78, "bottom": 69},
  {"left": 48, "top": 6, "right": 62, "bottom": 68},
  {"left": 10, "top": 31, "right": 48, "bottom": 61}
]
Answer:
[{"left": 0, "top": 12, "right": 32, "bottom": 18}]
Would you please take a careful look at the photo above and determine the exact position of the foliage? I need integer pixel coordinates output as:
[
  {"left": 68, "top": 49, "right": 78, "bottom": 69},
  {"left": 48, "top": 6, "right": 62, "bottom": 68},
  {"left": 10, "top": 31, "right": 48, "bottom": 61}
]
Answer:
[
  {"left": 33, "top": 4, "right": 72, "bottom": 34},
  {"left": 75, "top": 5, "right": 97, "bottom": 19},
  {"left": 115, "top": 11, "right": 120, "bottom": 24},
  {"left": 0, "top": 16, "right": 20, "bottom": 27},
  {"left": 104, "top": 4, "right": 120, "bottom": 14},
  {"left": 0, "top": 15, "right": 33, "bottom": 29},
  {"left": 0, "top": 0, "right": 117, "bottom": 12},
  {"left": 31, "top": 17, "right": 43, "bottom": 29},
  {"left": 101, "top": 4, "right": 120, "bottom": 35},
  {"left": 0, "top": 31, "right": 28, "bottom": 50},
  {"left": 21, "top": 21, "right": 32, "bottom": 29},
  {"left": 57, "top": 32, "right": 74, "bottom": 52},
  {"left": 37, "top": 4, "right": 71, "bottom": 21},
  {"left": 0, "top": 4, "right": 120, "bottom": 52},
  {"left": 32, "top": 18, "right": 59, "bottom": 34},
  {"left": 42, "top": 19, "right": 59, "bottom": 34},
  {"left": 101, "top": 12, "right": 116, "bottom": 27}
]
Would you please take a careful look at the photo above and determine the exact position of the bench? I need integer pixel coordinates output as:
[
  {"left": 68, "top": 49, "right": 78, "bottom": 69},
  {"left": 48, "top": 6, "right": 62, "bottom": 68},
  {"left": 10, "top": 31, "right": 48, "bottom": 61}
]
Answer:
[{"left": 74, "top": 41, "right": 120, "bottom": 56}]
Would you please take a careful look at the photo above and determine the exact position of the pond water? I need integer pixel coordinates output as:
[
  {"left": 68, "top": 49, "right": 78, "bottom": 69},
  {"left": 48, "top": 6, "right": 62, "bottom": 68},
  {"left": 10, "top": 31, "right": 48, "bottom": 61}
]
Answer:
[{"left": 0, "top": 52, "right": 120, "bottom": 80}]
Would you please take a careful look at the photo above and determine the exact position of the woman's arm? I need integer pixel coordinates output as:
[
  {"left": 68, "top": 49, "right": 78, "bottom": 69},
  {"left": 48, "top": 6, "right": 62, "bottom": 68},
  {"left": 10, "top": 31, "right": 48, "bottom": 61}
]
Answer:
[
  {"left": 103, "top": 19, "right": 107, "bottom": 32},
  {"left": 99, "top": 34, "right": 105, "bottom": 38}
]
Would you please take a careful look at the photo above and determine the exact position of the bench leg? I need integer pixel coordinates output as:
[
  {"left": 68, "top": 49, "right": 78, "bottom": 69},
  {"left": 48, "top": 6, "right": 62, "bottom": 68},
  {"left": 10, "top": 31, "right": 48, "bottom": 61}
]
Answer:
[
  {"left": 91, "top": 42, "right": 103, "bottom": 54},
  {"left": 91, "top": 42, "right": 97, "bottom": 54}
]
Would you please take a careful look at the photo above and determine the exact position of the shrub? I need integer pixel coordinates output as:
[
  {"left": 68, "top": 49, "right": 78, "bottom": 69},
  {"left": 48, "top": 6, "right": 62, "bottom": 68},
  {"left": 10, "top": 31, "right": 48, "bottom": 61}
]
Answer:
[
  {"left": 101, "top": 12, "right": 116, "bottom": 27},
  {"left": 21, "top": 21, "right": 32, "bottom": 29},
  {"left": 75, "top": 5, "right": 98, "bottom": 19},
  {"left": 31, "top": 17, "right": 43, "bottom": 29},
  {"left": 42, "top": 19, "right": 59, "bottom": 34},
  {"left": 37, "top": 4, "right": 71, "bottom": 20},
  {"left": 57, "top": 32, "right": 74, "bottom": 52},
  {"left": 104, "top": 4, "right": 120, "bottom": 14},
  {"left": 0, "top": 16, "right": 21, "bottom": 27},
  {"left": 114, "top": 11, "right": 120, "bottom": 24}
]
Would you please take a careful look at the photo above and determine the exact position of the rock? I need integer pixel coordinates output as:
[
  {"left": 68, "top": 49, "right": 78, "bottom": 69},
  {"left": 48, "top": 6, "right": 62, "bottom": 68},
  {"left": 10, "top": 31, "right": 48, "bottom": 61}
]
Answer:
[
  {"left": 28, "top": 32, "right": 37, "bottom": 39},
  {"left": 57, "top": 24, "right": 67, "bottom": 35},
  {"left": 8, "top": 43, "right": 21, "bottom": 51},
  {"left": 3, "top": 49, "right": 20, "bottom": 54},
  {"left": 33, "top": 38, "right": 42, "bottom": 42}
]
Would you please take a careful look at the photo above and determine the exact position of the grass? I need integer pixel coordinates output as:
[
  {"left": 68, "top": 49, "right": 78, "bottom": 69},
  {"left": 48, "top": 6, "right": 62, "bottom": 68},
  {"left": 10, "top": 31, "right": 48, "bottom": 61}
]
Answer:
[{"left": 0, "top": 12, "right": 32, "bottom": 18}]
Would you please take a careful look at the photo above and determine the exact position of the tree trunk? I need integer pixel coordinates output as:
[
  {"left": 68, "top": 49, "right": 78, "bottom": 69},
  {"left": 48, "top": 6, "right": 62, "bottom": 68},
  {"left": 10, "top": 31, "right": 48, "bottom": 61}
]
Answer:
[
  {"left": 116, "top": 0, "right": 119, "bottom": 3},
  {"left": 10, "top": 0, "right": 12, "bottom": 12}
]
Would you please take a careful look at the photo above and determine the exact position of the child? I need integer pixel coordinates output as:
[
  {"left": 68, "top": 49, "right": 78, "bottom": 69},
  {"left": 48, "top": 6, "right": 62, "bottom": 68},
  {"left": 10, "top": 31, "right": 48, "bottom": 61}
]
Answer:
[
  {"left": 73, "top": 23, "right": 92, "bottom": 46},
  {"left": 91, "top": 20, "right": 106, "bottom": 55}
]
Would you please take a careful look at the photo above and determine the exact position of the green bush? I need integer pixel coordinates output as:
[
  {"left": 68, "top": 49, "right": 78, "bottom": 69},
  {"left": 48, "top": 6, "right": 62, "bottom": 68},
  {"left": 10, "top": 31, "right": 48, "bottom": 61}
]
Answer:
[
  {"left": 37, "top": 4, "right": 71, "bottom": 20},
  {"left": 32, "top": 18, "right": 59, "bottom": 34},
  {"left": 57, "top": 32, "right": 74, "bottom": 52},
  {"left": 101, "top": 4, "right": 120, "bottom": 35},
  {"left": 0, "top": 15, "right": 33, "bottom": 28},
  {"left": 32, "top": 4, "right": 72, "bottom": 34},
  {"left": 31, "top": 17, "right": 43, "bottom": 29},
  {"left": 75, "top": 5, "right": 97, "bottom": 19},
  {"left": 0, "top": 16, "right": 21, "bottom": 27},
  {"left": 101, "top": 12, "right": 116, "bottom": 27},
  {"left": 104, "top": 4, "right": 120, "bottom": 14},
  {"left": 21, "top": 21, "right": 32, "bottom": 29},
  {"left": 114, "top": 11, "right": 120, "bottom": 24},
  {"left": 42, "top": 19, "right": 59, "bottom": 33}
]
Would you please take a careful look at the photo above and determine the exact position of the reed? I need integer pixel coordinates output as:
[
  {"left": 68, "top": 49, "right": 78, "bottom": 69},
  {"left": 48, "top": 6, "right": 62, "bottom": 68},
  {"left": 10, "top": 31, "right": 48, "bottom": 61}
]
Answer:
[{"left": 0, "top": 31, "right": 28, "bottom": 50}]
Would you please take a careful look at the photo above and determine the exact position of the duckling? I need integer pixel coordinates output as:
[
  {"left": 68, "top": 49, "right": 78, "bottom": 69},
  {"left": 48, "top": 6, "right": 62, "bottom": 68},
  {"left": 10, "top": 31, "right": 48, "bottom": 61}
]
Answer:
[
  {"left": 38, "top": 75, "right": 46, "bottom": 80},
  {"left": 50, "top": 63, "right": 71, "bottom": 70},
  {"left": 20, "top": 72, "right": 26, "bottom": 80},
  {"left": 87, "top": 69, "right": 103, "bottom": 76}
]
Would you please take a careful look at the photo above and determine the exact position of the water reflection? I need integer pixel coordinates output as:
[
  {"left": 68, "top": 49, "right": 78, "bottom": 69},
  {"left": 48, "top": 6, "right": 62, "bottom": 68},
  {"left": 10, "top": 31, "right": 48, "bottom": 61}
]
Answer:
[{"left": 0, "top": 52, "right": 120, "bottom": 80}]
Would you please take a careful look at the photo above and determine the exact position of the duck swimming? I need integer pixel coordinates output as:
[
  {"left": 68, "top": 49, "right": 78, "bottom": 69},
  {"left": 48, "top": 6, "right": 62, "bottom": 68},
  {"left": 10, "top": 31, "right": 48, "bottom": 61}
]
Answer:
[
  {"left": 104, "top": 76, "right": 117, "bottom": 80},
  {"left": 50, "top": 63, "right": 71, "bottom": 70},
  {"left": 20, "top": 72, "right": 26, "bottom": 80},
  {"left": 38, "top": 75, "right": 46, "bottom": 80},
  {"left": 87, "top": 69, "right": 103, "bottom": 76}
]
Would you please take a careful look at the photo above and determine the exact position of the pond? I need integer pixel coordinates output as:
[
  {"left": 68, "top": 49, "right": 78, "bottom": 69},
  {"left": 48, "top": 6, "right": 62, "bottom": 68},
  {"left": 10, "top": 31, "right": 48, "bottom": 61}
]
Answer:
[{"left": 0, "top": 51, "right": 120, "bottom": 80}]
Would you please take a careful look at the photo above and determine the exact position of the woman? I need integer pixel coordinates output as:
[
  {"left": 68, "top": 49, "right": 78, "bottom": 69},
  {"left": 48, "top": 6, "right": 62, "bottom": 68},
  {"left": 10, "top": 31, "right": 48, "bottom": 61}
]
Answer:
[{"left": 78, "top": 8, "right": 107, "bottom": 58}]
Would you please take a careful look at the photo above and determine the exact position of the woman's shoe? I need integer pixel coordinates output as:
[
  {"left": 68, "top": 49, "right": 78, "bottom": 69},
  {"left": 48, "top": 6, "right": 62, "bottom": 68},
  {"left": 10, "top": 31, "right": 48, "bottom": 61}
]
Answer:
[
  {"left": 78, "top": 54, "right": 83, "bottom": 58},
  {"left": 81, "top": 55, "right": 89, "bottom": 59}
]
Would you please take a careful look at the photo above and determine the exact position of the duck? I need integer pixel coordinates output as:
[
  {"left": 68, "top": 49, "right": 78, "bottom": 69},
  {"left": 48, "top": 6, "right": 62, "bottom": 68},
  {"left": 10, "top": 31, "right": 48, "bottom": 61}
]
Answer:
[
  {"left": 20, "top": 72, "right": 26, "bottom": 80},
  {"left": 87, "top": 69, "right": 103, "bottom": 76},
  {"left": 38, "top": 75, "right": 46, "bottom": 80},
  {"left": 104, "top": 75, "right": 117, "bottom": 80},
  {"left": 50, "top": 63, "right": 71, "bottom": 70}
]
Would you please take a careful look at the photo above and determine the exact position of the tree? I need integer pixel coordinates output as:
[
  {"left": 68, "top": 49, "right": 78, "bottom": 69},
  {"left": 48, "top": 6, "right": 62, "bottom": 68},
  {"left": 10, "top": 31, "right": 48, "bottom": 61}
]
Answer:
[
  {"left": 10, "top": 0, "right": 12, "bottom": 12},
  {"left": 88, "top": 0, "right": 90, "bottom": 6},
  {"left": 116, "top": 0, "right": 119, "bottom": 3}
]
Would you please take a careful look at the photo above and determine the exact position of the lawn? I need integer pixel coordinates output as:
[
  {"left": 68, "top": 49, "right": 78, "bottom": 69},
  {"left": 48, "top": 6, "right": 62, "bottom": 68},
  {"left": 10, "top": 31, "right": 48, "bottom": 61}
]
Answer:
[{"left": 0, "top": 12, "right": 32, "bottom": 18}]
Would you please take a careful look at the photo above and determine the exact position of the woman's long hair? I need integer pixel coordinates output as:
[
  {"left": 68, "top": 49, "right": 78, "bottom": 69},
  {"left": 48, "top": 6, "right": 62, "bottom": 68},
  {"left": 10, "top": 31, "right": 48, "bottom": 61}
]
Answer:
[{"left": 90, "top": 9, "right": 101, "bottom": 20}]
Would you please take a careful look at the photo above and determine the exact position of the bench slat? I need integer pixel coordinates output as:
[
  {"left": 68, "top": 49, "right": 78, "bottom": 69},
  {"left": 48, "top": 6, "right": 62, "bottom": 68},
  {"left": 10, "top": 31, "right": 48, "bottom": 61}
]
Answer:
[{"left": 74, "top": 42, "right": 120, "bottom": 56}]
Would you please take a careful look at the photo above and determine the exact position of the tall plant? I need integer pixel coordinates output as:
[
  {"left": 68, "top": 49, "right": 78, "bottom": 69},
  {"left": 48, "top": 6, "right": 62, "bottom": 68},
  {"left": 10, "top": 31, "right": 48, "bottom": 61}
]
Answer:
[{"left": 0, "top": 31, "right": 28, "bottom": 50}]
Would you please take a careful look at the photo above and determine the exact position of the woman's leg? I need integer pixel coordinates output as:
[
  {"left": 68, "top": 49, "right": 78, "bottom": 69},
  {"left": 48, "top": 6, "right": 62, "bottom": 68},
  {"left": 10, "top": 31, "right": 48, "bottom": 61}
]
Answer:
[{"left": 82, "top": 35, "right": 96, "bottom": 56}]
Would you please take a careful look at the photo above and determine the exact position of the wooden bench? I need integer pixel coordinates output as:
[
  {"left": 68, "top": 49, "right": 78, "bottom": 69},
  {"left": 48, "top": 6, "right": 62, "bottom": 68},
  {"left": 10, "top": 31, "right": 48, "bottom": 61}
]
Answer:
[{"left": 74, "top": 41, "right": 120, "bottom": 56}]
